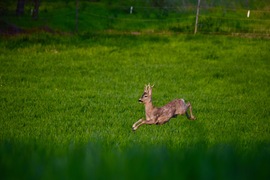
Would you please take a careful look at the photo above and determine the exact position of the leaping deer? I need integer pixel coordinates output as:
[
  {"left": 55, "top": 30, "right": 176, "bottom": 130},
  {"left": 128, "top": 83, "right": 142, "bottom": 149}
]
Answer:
[{"left": 132, "top": 84, "right": 196, "bottom": 131}]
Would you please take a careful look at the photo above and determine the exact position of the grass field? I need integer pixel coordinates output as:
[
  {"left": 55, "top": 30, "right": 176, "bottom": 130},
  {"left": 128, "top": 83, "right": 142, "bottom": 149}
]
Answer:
[
  {"left": 0, "top": 32, "right": 270, "bottom": 179},
  {"left": 1, "top": 1, "right": 270, "bottom": 35}
]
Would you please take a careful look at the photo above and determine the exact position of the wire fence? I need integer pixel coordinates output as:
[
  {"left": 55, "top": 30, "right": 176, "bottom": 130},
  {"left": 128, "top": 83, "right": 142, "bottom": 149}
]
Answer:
[
  {"left": 80, "top": 4, "right": 270, "bottom": 36},
  {"left": 1, "top": 2, "right": 270, "bottom": 36}
]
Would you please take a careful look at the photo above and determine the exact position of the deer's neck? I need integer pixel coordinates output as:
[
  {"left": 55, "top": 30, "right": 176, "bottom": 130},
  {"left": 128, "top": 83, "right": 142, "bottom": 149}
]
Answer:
[{"left": 144, "top": 102, "right": 155, "bottom": 116}]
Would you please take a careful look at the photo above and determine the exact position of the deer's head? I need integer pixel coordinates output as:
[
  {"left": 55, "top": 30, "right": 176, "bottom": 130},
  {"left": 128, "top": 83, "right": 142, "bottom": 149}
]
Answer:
[{"left": 138, "top": 84, "right": 154, "bottom": 104}]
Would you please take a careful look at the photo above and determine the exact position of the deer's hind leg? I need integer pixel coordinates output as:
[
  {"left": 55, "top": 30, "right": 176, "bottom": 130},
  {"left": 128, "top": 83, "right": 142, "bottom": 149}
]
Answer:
[{"left": 185, "top": 102, "right": 196, "bottom": 120}]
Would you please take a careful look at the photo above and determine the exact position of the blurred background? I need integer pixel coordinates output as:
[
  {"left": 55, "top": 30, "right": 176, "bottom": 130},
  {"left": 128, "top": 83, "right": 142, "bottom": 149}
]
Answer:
[{"left": 1, "top": 0, "right": 270, "bottom": 35}]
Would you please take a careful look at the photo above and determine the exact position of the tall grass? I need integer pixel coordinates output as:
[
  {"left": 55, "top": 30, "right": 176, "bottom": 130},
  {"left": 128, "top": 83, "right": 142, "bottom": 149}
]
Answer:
[{"left": 0, "top": 33, "right": 270, "bottom": 179}]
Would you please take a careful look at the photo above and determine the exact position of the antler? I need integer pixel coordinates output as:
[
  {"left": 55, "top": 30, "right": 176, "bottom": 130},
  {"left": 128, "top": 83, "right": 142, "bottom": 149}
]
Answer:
[{"left": 144, "top": 83, "right": 154, "bottom": 91}]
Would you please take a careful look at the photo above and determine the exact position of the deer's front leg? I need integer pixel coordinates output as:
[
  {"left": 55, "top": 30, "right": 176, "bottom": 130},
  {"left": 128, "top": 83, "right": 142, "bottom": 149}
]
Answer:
[
  {"left": 132, "top": 119, "right": 143, "bottom": 131},
  {"left": 132, "top": 119, "right": 156, "bottom": 131}
]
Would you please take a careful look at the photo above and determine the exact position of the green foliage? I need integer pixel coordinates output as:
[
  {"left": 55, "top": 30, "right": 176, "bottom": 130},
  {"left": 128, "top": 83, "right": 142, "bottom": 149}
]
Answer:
[
  {"left": 1, "top": 0, "right": 270, "bottom": 34},
  {"left": 0, "top": 33, "right": 270, "bottom": 179},
  {"left": 1, "top": 141, "right": 269, "bottom": 180}
]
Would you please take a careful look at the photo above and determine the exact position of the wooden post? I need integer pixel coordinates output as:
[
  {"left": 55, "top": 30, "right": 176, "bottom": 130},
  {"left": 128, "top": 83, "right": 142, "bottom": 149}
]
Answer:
[
  {"left": 194, "top": 0, "right": 201, "bottom": 34},
  {"left": 75, "top": 0, "right": 79, "bottom": 33}
]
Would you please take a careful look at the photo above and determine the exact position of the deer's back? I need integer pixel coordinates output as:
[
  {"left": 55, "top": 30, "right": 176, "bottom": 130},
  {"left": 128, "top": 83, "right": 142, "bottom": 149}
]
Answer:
[{"left": 155, "top": 99, "right": 187, "bottom": 119}]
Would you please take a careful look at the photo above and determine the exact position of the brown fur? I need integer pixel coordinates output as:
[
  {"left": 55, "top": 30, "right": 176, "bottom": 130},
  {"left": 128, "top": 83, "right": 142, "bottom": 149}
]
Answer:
[{"left": 132, "top": 84, "right": 196, "bottom": 131}]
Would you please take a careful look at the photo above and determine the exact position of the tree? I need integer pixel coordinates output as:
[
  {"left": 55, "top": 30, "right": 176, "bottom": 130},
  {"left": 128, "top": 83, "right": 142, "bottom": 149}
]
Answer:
[
  {"left": 16, "top": 0, "right": 25, "bottom": 16},
  {"left": 32, "top": 0, "right": 40, "bottom": 19}
]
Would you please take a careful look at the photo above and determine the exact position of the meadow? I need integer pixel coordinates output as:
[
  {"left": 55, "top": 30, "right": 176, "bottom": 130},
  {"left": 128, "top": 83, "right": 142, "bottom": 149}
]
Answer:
[
  {"left": 2, "top": 0, "right": 270, "bottom": 35},
  {"left": 0, "top": 32, "right": 270, "bottom": 179}
]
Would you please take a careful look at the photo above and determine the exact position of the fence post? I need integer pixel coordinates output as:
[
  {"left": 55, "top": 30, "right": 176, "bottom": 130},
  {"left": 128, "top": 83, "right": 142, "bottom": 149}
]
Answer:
[
  {"left": 75, "top": 0, "right": 79, "bottom": 33},
  {"left": 194, "top": 0, "right": 201, "bottom": 34}
]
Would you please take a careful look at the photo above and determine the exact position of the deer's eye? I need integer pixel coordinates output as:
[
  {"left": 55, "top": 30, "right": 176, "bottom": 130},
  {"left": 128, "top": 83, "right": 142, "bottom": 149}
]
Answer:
[{"left": 144, "top": 95, "right": 148, "bottom": 97}]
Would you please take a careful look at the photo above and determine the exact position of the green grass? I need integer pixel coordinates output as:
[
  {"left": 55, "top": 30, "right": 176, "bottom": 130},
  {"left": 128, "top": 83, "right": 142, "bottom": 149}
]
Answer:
[
  {"left": 1, "top": 1, "right": 270, "bottom": 34},
  {"left": 0, "top": 33, "right": 270, "bottom": 179}
]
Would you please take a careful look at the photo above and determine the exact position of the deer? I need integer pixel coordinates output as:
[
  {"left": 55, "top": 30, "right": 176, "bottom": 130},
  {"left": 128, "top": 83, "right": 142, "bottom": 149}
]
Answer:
[{"left": 132, "top": 84, "right": 196, "bottom": 131}]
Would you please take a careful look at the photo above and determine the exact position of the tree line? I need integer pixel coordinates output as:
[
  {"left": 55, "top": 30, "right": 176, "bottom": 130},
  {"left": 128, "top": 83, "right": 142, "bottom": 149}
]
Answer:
[{"left": 16, "top": 0, "right": 40, "bottom": 19}]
